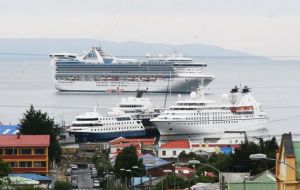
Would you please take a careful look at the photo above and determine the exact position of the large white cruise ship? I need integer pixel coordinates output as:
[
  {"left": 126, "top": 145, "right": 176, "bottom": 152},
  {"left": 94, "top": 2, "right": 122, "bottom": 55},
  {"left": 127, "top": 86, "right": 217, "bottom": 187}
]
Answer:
[
  {"left": 50, "top": 47, "right": 215, "bottom": 93},
  {"left": 69, "top": 106, "right": 145, "bottom": 142},
  {"left": 150, "top": 86, "right": 268, "bottom": 137}
]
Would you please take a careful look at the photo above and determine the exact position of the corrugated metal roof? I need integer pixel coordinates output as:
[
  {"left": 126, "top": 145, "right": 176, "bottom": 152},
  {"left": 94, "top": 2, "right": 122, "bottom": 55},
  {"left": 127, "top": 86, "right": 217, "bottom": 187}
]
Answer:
[
  {"left": 0, "top": 135, "right": 50, "bottom": 147},
  {"left": 141, "top": 154, "right": 171, "bottom": 169},
  {"left": 9, "top": 174, "right": 52, "bottom": 182},
  {"left": 0, "top": 125, "right": 19, "bottom": 135}
]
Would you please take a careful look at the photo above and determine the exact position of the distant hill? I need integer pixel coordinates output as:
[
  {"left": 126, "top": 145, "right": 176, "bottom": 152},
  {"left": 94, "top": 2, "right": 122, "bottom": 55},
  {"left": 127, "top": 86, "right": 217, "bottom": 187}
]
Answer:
[{"left": 0, "top": 38, "right": 262, "bottom": 58}]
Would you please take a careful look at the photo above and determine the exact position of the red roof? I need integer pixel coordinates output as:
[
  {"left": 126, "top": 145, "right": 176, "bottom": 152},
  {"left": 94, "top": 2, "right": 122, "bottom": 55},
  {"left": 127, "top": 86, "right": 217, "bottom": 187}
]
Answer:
[
  {"left": 0, "top": 135, "right": 50, "bottom": 147},
  {"left": 113, "top": 143, "right": 142, "bottom": 149},
  {"left": 110, "top": 137, "right": 155, "bottom": 145},
  {"left": 160, "top": 139, "right": 190, "bottom": 149}
]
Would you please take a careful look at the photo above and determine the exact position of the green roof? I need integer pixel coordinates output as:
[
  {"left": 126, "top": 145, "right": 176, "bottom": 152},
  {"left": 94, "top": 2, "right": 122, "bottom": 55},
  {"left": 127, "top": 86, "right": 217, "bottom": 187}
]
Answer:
[
  {"left": 292, "top": 141, "right": 300, "bottom": 179},
  {"left": 228, "top": 182, "right": 275, "bottom": 190}
]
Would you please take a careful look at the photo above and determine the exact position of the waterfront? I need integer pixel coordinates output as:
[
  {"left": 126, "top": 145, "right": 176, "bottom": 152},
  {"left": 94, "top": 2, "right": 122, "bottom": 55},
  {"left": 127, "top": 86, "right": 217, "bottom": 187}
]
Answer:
[{"left": 0, "top": 55, "right": 300, "bottom": 140}]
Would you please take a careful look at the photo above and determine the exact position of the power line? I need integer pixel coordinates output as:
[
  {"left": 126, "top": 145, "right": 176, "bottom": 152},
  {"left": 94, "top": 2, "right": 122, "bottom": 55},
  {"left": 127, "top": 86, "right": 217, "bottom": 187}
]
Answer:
[
  {"left": 1, "top": 52, "right": 300, "bottom": 59},
  {"left": 0, "top": 104, "right": 300, "bottom": 110},
  {"left": 0, "top": 104, "right": 101, "bottom": 110}
]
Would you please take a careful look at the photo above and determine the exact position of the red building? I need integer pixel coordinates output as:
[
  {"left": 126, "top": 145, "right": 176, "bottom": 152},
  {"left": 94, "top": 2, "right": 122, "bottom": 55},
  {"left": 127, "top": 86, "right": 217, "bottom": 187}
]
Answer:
[
  {"left": 0, "top": 134, "right": 50, "bottom": 174},
  {"left": 109, "top": 137, "right": 157, "bottom": 158}
]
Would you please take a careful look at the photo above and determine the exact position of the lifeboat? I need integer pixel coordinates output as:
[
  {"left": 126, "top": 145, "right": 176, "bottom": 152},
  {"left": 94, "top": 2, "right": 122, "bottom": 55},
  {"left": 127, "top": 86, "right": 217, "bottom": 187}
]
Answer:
[{"left": 230, "top": 106, "right": 254, "bottom": 114}]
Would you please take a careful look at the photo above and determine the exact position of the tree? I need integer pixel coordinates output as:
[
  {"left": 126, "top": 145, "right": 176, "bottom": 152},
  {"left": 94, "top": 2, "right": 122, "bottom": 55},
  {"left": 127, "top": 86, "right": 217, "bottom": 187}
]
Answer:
[
  {"left": 92, "top": 153, "right": 112, "bottom": 178},
  {"left": 0, "top": 159, "right": 10, "bottom": 177},
  {"left": 154, "top": 175, "right": 189, "bottom": 190},
  {"left": 19, "top": 105, "right": 62, "bottom": 165},
  {"left": 230, "top": 137, "right": 279, "bottom": 175},
  {"left": 53, "top": 181, "right": 71, "bottom": 190},
  {"left": 114, "top": 146, "right": 145, "bottom": 183},
  {"left": 0, "top": 159, "right": 11, "bottom": 189}
]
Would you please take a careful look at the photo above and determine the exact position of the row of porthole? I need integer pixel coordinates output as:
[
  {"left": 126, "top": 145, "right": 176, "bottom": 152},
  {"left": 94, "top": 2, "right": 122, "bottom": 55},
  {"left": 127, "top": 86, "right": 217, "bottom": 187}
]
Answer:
[{"left": 90, "top": 126, "right": 143, "bottom": 131}]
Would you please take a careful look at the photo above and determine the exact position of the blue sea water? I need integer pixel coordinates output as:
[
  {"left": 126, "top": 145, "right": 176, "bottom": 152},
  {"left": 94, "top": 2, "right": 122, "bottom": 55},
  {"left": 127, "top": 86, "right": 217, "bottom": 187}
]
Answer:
[{"left": 0, "top": 55, "right": 300, "bottom": 140}]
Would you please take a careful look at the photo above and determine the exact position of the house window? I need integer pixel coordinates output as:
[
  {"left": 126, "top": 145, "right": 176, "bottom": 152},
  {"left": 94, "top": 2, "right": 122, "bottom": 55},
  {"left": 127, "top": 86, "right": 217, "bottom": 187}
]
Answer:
[
  {"left": 173, "top": 151, "right": 176, "bottom": 156},
  {"left": 19, "top": 148, "right": 32, "bottom": 155},
  {"left": 0, "top": 149, "right": 3, "bottom": 155},
  {"left": 8, "top": 162, "right": 18, "bottom": 168},
  {"left": 34, "top": 148, "right": 45, "bottom": 155},
  {"left": 5, "top": 148, "right": 17, "bottom": 155},
  {"left": 19, "top": 161, "right": 32, "bottom": 168},
  {"left": 33, "top": 161, "right": 46, "bottom": 167},
  {"left": 162, "top": 151, "right": 166, "bottom": 156}
]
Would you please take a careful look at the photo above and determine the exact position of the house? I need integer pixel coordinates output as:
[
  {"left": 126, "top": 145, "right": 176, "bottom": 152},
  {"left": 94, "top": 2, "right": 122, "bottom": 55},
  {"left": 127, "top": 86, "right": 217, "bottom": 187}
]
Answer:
[
  {"left": 276, "top": 133, "right": 300, "bottom": 190},
  {"left": 109, "top": 137, "right": 156, "bottom": 158},
  {"left": 175, "top": 166, "right": 195, "bottom": 179},
  {"left": 0, "top": 134, "right": 50, "bottom": 174},
  {"left": 158, "top": 139, "right": 192, "bottom": 159},
  {"left": 158, "top": 139, "right": 234, "bottom": 160},
  {"left": 142, "top": 153, "right": 173, "bottom": 177}
]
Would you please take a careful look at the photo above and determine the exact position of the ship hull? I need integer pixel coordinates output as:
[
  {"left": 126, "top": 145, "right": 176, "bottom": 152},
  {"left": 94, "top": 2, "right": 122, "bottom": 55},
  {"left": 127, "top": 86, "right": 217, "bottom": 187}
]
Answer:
[
  {"left": 151, "top": 118, "right": 267, "bottom": 137},
  {"left": 72, "top": 130, "right": 146, "bottom": 142},
  {"left": 55, "top": 77, "right": 214, "bottom": 93}
]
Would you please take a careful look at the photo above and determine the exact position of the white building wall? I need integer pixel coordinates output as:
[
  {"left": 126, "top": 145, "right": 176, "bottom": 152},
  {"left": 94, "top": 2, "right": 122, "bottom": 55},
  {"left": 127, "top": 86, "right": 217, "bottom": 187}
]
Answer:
[{"left": 158, "top": 148, "right": 191, "bottom": 158}]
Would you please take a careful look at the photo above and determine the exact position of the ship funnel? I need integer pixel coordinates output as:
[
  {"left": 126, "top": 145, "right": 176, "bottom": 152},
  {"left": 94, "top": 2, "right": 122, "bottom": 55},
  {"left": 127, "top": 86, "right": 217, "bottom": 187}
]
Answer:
[
  {"left": 230, "top": 86, "right": 239, "bottom": 93},
  {"left": 229, "top": 86, "right": 239, "bottom": 105},
  {"left": 242, "top": 86, "right": 251, "bottom": 93}
]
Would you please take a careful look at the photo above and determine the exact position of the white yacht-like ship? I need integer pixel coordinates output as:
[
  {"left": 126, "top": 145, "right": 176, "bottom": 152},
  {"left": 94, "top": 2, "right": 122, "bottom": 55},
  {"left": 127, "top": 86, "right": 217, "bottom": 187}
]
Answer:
[
  {"left": 69, "top": 106, "right": 145, "bottom": 142},
  {"left": 107, "top": 91, "right": 163, "bottom": 126},
  {"left": 50, "top": 47, "right": 215, "bottom": 93},
  {"left": 150, "top": 86, "right": 268, "bottom": 137}
]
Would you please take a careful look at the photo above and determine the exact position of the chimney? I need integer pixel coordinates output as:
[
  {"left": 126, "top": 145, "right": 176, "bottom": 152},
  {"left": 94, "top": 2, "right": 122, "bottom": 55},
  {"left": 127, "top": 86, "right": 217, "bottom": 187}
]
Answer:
[{"left": 17, "top": 132, "right": 21, "bottom": 139}]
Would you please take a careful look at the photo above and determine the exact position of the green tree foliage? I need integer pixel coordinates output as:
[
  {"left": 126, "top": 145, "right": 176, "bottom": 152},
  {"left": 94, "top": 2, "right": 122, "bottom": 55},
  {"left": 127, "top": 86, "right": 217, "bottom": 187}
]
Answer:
[
  {"left": 93, "top": 152, "right": 112, "bottom": 178},
  {"left": 53, "top": 180, "right": 71, "bottom": 190},
  {"left": 0, "top": 158, "right": 11, "bottom": 177},
  {"left": 179, "top": 137, "right": 279, "bottom": 182},
  {"left": 16, "top": 187, "right": 44, "bottom": 190},
  {"left": 231, "top": 137, "right": 278, "bottom": 175},
  {"left": 19, "top": 105, "right": 62, "bottom": 164},
  {"left": 154, "top": 175, "right": 191, "bottom": 190},
  {"left": 114, "top": 146, "right": 145, "bottom": 183},
  {"left": 0, "top": 158, "right": 11, "bottom": 189}
]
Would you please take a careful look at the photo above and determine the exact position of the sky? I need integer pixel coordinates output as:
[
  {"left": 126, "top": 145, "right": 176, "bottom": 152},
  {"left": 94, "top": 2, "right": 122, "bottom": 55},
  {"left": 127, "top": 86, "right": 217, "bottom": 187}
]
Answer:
[{"left": 0, "top": 0, "right": 299, "bottom": 57}]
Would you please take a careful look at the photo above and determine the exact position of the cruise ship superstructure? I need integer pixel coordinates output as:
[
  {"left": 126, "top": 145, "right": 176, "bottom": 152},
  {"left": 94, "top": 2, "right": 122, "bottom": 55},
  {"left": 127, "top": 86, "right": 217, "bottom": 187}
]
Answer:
[
  {"left": 50, "top": 47, "right": 215, "bottom": 93},
  {"left": 150, "top": 86, "right": 268, "bottom": 137},
  {"left": 107, "top": 91, "right": 163, "bottom": 126}
]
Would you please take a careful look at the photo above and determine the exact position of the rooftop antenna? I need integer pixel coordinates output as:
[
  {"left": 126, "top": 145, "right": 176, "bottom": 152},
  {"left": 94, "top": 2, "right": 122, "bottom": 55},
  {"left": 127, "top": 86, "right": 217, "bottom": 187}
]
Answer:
[
  {"left": 197, "top": 78, "right": 205, "bottom": 100},
  {"left": 93, "top": 104, "right": 98, "bottom": 112},
  {"left": 163, "top": 72, "right": 172, "bottom": 109}
]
